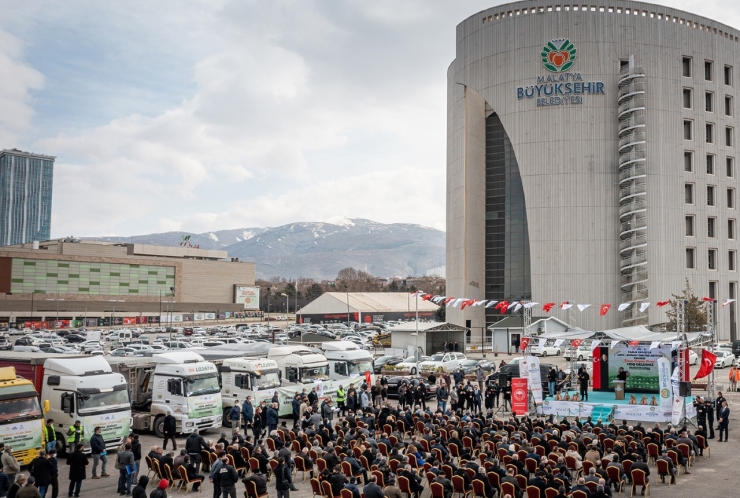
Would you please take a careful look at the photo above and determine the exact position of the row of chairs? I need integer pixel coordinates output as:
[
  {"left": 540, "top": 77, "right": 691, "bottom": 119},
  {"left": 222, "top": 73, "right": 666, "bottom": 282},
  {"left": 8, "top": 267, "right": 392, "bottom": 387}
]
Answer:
[{"left": 144, "top": 456, "right": 204, "bottom": 494}]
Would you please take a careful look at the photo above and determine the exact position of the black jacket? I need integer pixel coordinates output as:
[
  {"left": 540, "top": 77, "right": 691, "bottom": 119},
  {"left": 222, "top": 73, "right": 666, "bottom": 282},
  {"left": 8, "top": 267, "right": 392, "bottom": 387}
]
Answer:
[
  {"left": 90, "top": 434, "right": 106, "bottom": 455},
  {"left": 185, "top": 433, "right": 208, "bottom": 454},
  {"left": 30, "top": 456, "right": 52, "bottom": 486},
  {"left": 163, "top": 415, "right": 177, "bottom": 436},
  {"left": 132, "top": 476, "right": 149, "bottom": 498},
  {"left": 275, "top": 464, "right": 292, "bottom": 491},
  {"left": 215, "top": 464, "right": 239, "bottom": 488},
  {"left": 131, "top": 439, "right": 142, "bottom": 461},
  {"left": 67, "top": 450, "right": 89, "bottom": 481}
]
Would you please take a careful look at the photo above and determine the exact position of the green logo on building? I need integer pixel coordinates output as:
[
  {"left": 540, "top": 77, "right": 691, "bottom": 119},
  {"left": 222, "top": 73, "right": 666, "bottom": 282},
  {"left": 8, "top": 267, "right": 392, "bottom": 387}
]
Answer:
[{"left": 541, "top": 39, "right": 576, "bottom": 72}]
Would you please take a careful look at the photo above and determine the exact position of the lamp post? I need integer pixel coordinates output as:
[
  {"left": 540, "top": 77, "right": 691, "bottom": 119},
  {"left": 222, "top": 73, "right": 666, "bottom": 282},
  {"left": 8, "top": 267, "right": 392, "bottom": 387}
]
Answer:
[
  {"left": 267, "top": 287, "right": 271, "bottom": 324},
  {"left": 108, "top": 299, "right": 124, "bottom": 329},
  {"left": 46, "top": 292, "right": 64, "bottom": 331},
  {"left": 281, "top": 293, "right": 289, "bottom": 323},
  {"left": 344, "top": 284, "right": 350, "bottom": 328}
]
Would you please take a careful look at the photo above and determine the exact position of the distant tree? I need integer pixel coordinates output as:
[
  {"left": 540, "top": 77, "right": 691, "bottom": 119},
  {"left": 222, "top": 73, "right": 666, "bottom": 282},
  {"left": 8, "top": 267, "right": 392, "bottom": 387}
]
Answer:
[
  {"left": 434, "top": 304, "right": 446, "bottom": 322},
  {"left": 335, "top": 267, "right": 381, "bottom": 292},
  {"left": 307, "top": 283, "right": 324, "bottom": 299},
  {"left": 665, "top": 279, "right": 708, "bottom": 332},
  {"left": 386, "top": 280, "right": 400, "bottom": 292}
]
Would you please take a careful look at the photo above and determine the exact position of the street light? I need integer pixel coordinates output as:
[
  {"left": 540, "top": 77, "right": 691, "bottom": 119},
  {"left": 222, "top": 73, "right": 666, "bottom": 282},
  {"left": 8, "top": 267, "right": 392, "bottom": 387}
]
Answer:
[
  {"left": 267, "top": 287, "right": 271, "bottom": 324},
  {"left": 46, "top": 292, "right": 64, "bottom": 331},
  {"left": 108, "top": 299, "right": 125, "bottom": 329},
  {"left": 281, "top": 293, "right": 289, "bottom": 323},
  {"left": 344, "top": 284, "right": 350, "bottom": 328}
]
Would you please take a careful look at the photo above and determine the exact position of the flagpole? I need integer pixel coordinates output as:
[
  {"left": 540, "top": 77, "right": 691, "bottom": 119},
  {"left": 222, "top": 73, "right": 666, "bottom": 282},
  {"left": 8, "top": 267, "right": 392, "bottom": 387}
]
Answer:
[{"left": 415, "top": 293, "right": 419, "bottom": 376}]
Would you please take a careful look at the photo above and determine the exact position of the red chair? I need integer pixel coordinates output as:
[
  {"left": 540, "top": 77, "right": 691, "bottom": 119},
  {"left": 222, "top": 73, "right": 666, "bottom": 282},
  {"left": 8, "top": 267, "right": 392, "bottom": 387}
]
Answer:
[
  {"left": 442, "top": 465, "right": 454, "bottom": 480},
  {"left": 517, "top": 450, "right": 528, "bottom": 462},
  {"left": 452, "top": 475, "right": 472, "bottom": 498},
  {"left": 582, "top": 460, "right": 594, "bottom": 476},
  {"left": 449, "top": 443, "right": 461, "bottom": 462},
  {"left": 472, "top": 479, "right": 486, "bottom": 498},
  {"left": 322, "top": 480, "right": 338, "bottom": 498},
  {"left": 316, "top": 458, "right": 327, "bottom": 473},
  {"left": 630, "top": 468, "right": 650, "bottom": 497},
  {"left": 245, "top": 480, "right": 268, "bottom": 498},
  {"left": 525, "top": 486, "right": 541, "bottom": 498},
  {"left": 310, "top": 478, "right": 322, "bottom": 498},
  {"left": 584, "top": 481, "right": 598, "bottom": 494},
  {"left": 656, "top": 459, "right": 673, "bottom": 486},
  {"left": 696, "top": 435, "right": 710, "bottom": 457},
  {"left": 341, "top": 461, "right": 362, "bottom": 481},
  {"left": 677, "top": 443, "right": 694, "bottom": 467},
  {"left": 398, "top": 476, "right": 412, "bottom": 498},
  {"left": 621, "top": 459, "right": 634, "bottom": 478},
  {"left": 295, "top": 457, "right": 311, "bottom": 482},
  {"left": 372, "top": 470, "right": 385, "bottom": 488},
  {"left": 515, "top": 474, "right": 527, "bottom": 490},
  {"left": 647, "top": 443, "right": 659, "bottom": 465},
  {"left": 665, "top": 438, "right": 676, "bottom": 448},
  {"left": 570, "top": 491, "right": 588, "bottom": 498},
  {"left": 565, "top": 456, "right": 581, "bottom": 478},
  {"left": 501, "top": 482, "right": 516, "bottom": 498},
  {"left": 486, "top": 472, "right": 501, "bottom": 495},
  {"left": 534, "top": 446, "right": 546, "bottom": 458},
  {"left": 340, "top": 489, "right": 354, "bottom": 498},
  {"left": 606, "top": 465, "right": 625, "bottom": 493},
  {"left": 265, "top": 438, "right": 276, "bottom": 452},
  {"left": 463, "top": 437, "right": 476, "bottom": 455},
  {"left": 464, "top": 468, "right": 476, "bottom": 482},
  {"left": 544, "top": 489, "right": 559, "bottom": 498},
  {"left": 430, "top": 482, "right": 445, "bottom": 498}
]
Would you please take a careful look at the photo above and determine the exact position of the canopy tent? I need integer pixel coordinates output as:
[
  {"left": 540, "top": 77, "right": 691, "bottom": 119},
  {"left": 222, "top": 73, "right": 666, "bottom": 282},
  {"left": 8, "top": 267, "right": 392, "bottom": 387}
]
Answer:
[
  {"left": 538, "top": 325, "right": 708, "bottom": 344},
  {"left": 540, "top": 327, "right": 596, "bottom": 340}
]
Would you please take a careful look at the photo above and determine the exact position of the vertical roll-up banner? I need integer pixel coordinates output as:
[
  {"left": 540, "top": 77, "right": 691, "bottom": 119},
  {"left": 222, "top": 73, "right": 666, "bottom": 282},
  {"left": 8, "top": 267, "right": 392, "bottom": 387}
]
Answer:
[
  {"left": 525, "top": 355, "right": 543, "bottom": 405},
  {"left": 511, "top": 378, "right": 529, "bottom": 416},
  {"left": 657, "top": 357, "right": 673, "bottom": 409}
]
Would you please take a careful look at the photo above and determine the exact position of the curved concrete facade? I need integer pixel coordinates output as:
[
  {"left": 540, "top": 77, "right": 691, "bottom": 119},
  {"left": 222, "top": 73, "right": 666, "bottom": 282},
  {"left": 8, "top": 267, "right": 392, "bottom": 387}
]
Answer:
[{"left": 447, "top": 0, "right": 740, "bottom": 339}]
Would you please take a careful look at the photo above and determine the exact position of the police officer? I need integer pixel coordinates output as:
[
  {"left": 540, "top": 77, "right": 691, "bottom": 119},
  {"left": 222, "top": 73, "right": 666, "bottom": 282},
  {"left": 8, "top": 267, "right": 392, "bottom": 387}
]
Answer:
[
  {"left": 715, "top": 391, "right": 727, "bottom": 422},
  {"left": 694, "top": 396, "right": 707, "bottom": 431},
  {"left": 705, "top": 398, "right": 716, "bottom": 439}
]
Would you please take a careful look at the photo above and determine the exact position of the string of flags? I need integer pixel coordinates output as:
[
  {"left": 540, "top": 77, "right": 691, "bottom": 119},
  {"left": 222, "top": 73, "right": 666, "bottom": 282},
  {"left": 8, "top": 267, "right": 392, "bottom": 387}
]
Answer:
[{"left": 410, "top": 291, "right": 736, "bottom": 316}]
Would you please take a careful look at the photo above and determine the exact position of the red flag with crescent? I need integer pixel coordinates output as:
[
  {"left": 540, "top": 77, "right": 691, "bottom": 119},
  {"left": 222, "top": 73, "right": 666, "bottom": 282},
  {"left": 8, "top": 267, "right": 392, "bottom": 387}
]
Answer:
[
  {"left": 519, "top": 337, "right": 530, "bottom": 351},
  {"left": 656, "top": 301, "right": 670, "bottom": 307},
  {"left": 628, "top": 340, "right": 640, "bottom": 347},
  {"left": 542, "top": 303, "right": 556, "bottom": 313},
  {"left": 599, "top": 304, "right": 611, "bottom": 316},
  {"left": 570, "top": 339, "right": 582, "bottom": 347},
  {"left": 694, "top": 349, "right": 717, "bottom": 380}
]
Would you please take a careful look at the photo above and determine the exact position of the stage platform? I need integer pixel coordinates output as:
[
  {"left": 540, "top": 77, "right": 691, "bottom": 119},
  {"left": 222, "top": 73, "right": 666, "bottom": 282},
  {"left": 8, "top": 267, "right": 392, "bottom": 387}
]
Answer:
[{"left": 539, "top": 390, "right": 697, "bottom": 423}]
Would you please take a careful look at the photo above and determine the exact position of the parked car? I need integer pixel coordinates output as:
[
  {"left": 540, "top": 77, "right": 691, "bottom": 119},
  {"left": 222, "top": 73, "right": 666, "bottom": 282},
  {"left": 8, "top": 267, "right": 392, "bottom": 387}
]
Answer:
[
  {"left": 532, "top": 344, "right": 562, "bottom": 357},
  {"left": 419, "top": 352, "right": 468, "bottom": 372},
  {"left": 15, "top": 336, "right": 42, "bottom": 347},
  {"left": 395, "top": 356, "right": 431, "bottom": 375},
  {"left": 688, "top": 349, "right": 698, "bottom": 365},
  {"left": 0, "top": 338, "right": 11, "bottom": 350},
  {"left": 110, "top": 347, "right": 141, "bottom": 357},
  {"left": 80, "top": 341, "right": 103, "bottom": 353},
  {"left": 373, "top": 355, "right": 404, "bottom": 373},
  {"left": 714, "top": 350, "right": 736, "bottom": 368},
  {"left": 385, "top": 376, "right": 437, "bottom": 399},
  {"left": 65, "top": 334, "right": 87, "bottom": 343},
  {"left": 459, "top": 359, "right": 496, "bottom": 375},
  {"left": 564, "top": 346, "right": 593, "bottom": 361},
  {"left": 489, "top": 362, "right": 557, "bottom": 396},
  {"left": 13, "top": 345, "right": 40, "bottom": 352}
]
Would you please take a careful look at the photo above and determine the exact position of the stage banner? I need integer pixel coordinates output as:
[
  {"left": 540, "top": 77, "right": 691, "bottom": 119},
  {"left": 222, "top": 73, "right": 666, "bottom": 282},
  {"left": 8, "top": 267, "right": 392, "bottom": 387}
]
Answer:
[
  {"left": 521, "top": 355, "right": 543, "bottom": 405},
  {"left": 541, "top": 400, "right": 593, "bottom": 419},
  {"left": 671, "top": 395, "right": 685, "bottom": 425},
  {"left": 608, "top": 345, "right": 672, "bottom": 392},
  {"left": 511, "top": 378, "right": 529, "bottom": 416},
  {"left": 657, "top": 357, "right": 673, "bottom": 409}
]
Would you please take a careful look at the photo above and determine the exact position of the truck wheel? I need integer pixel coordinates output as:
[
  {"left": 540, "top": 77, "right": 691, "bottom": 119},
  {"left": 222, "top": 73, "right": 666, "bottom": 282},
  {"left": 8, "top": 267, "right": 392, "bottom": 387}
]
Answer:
[
  {"left": 223, "top": 409, "right": 232, "bottom": 427},
  {"left": 56, "top": 434, "right": 67, "bottom": 458},
  {"left": 556, "top": 350, "right": 561, "bottom": 356},
  {"left": 154, "top": 416, "right": 165, "bottom": 439}
]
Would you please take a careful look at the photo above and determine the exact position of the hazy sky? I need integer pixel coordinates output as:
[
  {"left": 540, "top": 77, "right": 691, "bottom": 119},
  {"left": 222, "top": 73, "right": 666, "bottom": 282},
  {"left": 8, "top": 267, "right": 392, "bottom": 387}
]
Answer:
[{"left": 0, "top": 0, "right": 736, "bottom": 237}]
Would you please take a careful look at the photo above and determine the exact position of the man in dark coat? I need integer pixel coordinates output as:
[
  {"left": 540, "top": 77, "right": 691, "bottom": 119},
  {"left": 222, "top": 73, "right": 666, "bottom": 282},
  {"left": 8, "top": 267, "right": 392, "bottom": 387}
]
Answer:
[
  {"left": 163, "top": 414, "right": 177, "bottom": 450},
  {"left": 67, "top": 444, "right": 88, "bottom": 498},
  {"left": 132, "top": 476, "right": 148, "bottom": 498},
  {"left": 29, "top": 451, "right": 52, "bottom": 498},
  {"left": 214, "top": 455, "right": 239, "bottom": 498}
]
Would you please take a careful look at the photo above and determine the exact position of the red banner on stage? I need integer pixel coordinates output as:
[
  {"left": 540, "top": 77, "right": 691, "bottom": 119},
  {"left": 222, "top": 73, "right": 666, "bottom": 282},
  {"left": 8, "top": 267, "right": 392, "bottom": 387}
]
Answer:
[{"left": 511, "top": 378, "right": 529, "bottom": 416}]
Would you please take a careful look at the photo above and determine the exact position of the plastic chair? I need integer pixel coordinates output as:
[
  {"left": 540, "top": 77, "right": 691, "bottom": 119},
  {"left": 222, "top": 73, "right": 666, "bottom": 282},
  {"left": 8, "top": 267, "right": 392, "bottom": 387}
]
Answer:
[
  {"left": 177, "top": 465, "right": 203, "bottom": 494},
  {"left": 630, "top": 468, "right": 650, "bottom": 497}
]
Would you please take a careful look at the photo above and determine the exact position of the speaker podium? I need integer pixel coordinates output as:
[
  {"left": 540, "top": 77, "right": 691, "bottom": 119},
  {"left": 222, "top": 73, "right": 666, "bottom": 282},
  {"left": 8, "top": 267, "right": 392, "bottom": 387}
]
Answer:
[{"left": 613, "top": 380, "right": 626, "bottom": 400}]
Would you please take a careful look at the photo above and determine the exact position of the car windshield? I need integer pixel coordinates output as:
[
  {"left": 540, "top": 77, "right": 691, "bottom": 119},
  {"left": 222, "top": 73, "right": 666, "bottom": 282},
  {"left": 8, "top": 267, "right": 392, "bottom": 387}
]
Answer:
[
  {"left": 348, "top": 360, "right": 374, "bottom": 375},
  {"left": 252, "top": 371, "right": 280, "bottom": 390},
  {"left": 78, "top": 388, "right": 130, "bottom": 411},
  {"left": 429, "top": 354, "right": 445, "bottom": 361},
  {"left": 461, "top": 360, "right": 478, "bottom": 367},
  {"left": 185, "top": 374, "right": 221, "bottom": 396},
  {"left": 0, "top": 396, "right": 42, "bottom": 422},
  {"left": 300, "top": 365, "right": 330, "bottom": 382}
]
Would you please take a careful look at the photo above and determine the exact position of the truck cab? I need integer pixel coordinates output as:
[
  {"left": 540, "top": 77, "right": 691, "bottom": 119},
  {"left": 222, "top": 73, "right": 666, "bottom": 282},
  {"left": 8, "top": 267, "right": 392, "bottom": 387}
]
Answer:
[
  {"left": 321, "top": 341, "right": 375, "bottom": 384},
  {"left": 267, "top": 346, "right": 337, "bottom": 415},
  {"left": 0, "top": 366, "right": 45, "bottom": 465},
  {"left": 218, "top": 358, "right": 280, "bottom": 422}
]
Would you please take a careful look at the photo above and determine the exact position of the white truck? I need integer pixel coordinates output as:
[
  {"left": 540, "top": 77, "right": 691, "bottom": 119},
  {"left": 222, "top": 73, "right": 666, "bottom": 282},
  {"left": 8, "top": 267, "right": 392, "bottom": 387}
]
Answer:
[
  {"left": 218, "top": 358, "right": 281, "bottom": 423},
  {"left": 106, "top": 352, "right": 222, "bottom": 437},
  {"left": 267, "top": 346, "right": 339, "bottom": 415},
  {"left": 321, "top": 341, "right": 375, "bottom": 384},
  {"left": 0, "top": 352, "right": 132, "bottom": 456}
]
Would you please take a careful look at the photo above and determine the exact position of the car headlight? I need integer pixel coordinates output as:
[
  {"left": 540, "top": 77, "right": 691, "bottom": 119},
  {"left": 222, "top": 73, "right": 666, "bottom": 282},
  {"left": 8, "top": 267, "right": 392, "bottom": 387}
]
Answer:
[
  {"left": 216, "top": 415, "right": 222, "bottom": 421},
  {"left": 185, "top": 422, "right": 194, "bottom": 427}
]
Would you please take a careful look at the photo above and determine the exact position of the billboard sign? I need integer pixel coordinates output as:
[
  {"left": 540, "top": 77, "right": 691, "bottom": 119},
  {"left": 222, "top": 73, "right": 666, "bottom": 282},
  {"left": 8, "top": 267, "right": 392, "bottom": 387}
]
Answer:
[
  {"left": 511, "top": 378, "right": 529, "bottom": 416},
  {"left": 235, "top": 286, "right": 260, "bottom": 310}
]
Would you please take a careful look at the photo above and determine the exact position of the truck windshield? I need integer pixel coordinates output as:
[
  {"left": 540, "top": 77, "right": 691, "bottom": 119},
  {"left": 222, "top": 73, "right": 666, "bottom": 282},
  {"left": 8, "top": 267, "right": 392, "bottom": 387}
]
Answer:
[
  {"left": 348, "top": 360, "right": 374, "bottom": 375},
  {"left": 0, "top": 396, "right": 42, "bottom": 422},
  {"left": 300, "top": 365, "right": 329, "bottom": 383},
  {"left": 78, "top": 389, "right": 130, "bottom": 411},
  {"left": 253, "top": 371, "right": 280, "bottom": 390},
  {"left": 186, "top": 375, "right": 220, "bottom": 396}
]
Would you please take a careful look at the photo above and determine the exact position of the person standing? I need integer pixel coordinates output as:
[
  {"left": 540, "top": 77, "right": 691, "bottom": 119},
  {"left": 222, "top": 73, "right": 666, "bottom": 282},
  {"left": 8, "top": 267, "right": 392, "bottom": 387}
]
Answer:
[
  {"left": 291, "top": 394, "right": 302, "bottom": 429},
  {"left": 130, "top": 435, "right": 142, "bottom": 482},
  {"left": 29, "top": 451, "right": 51, "bottom": 498},
  {"left": 214, "top": 455, "right": 238, "bottom": 498},
  {"left": 47, "top": 450, "right": 58, "bottom": 498},
  {"left": 66, "top": 421, "right": 83, "bottom": 450},
  {"left": 228, "top": 401, "right": 241, "bottom": 437},
  {"left": 547, "top": 368, "right": 557, "bottom": 397},
  {"left": 44, "top": 420, "right": 56, "bottom": 453},
  {"left": 116, "top": 443, "right": 135, "bottom": 496},
  {"left": 252, "top": 408, "right": 263, "bottom": 441},
  {"left": 1, "top": 445, "right": 20, "bottom": 484},
  {"left": 241, "top": 397, "right": 253, "bottom": 433},
  {"left": 0, "top": 467, "right": 10, "bottom": 498},
  {"left": 266, "top": 403, "right": 279, "bottom": 434},
  {"left": 715, "top": 391, "right": 727, "bottom": 422},
  {"left": 718, "top": 400, "right": 730, "bottom": 442},
  {"left": 336, "top": 386, "right": 346, "bottom": 416},
  {"left": 437, "top": 384, "right": 448, "bottom": 412},
  {"left": 274, "top": 457, "right": 293, "bottom": 498},
  {"left": 89, "top": 427, "right": 109, "bottom": 479},
  {"left": 578, "top": 367, "right": 590, "bottom": 402},
  {"left": 728, "top": 365, "right": 740, "bottom": 392},
  {"left": 476, "top": 366, "right": 485, "bottom": 392},
  {"left": 162, "top": 415, "right": 177, "bottom": 451},
  {"left": 131, "top": 476, "right": 148, "bottom": 498},
  {"left": 67, "top": 443, "right": 88, "bottom": 498}
]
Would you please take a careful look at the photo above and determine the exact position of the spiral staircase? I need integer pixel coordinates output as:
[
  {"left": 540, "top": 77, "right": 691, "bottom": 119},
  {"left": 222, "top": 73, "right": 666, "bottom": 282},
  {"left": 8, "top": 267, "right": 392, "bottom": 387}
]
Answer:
[{"left": 617, "top": 62, "right": 648, "bottom": 325}]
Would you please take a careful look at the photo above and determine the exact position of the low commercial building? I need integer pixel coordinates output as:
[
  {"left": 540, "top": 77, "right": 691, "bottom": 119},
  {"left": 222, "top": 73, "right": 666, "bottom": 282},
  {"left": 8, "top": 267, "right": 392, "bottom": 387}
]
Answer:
[
  {"left": 297, "top": 292, "right": 439, "bottom": 324},
  {"left": 0, "top": 238, "right": 256, "bottom": 328},
  {"left": 388, "top": 321, "right": 469, "bottom": 356}
]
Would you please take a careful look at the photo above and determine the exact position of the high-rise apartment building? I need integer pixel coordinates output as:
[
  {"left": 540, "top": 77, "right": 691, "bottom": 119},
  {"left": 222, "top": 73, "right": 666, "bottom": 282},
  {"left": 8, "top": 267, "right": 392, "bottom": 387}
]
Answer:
[
  {"left": 0, "top": 149, "right": 55, "bottom": 246},
  {"left": 446, "top": 0, "right": 740, "bottom": 340}
]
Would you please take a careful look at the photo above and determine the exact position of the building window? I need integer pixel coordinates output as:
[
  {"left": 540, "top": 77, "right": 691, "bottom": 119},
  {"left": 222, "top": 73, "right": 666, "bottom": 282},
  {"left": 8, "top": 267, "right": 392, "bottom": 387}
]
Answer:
[
  {"left": 725, "top": 65, "right": 733, "bottom": 86},
  {"left": 684, "top": 120, "right": 693, "bottom": 140},
  {"left": 687, "top": 248, "right": 696, "bottom": 269},
  {"left": 727, "top": 127, "right": 734, "bottom": 147},
  {"left": 726, "top": 95, "right": 733, "bottom": 116},
  {"left": 683, "top": 88, "right": 692, "bottom": 108},
  {"left": 708, "top": 185, "right": 716, "bottom": 206},
  {"left": 706, "top": 60, "right": 713, "bottom": 81},
  {"left": 709, "top": 217, "right": 717, "bottom": 237},
  {"left": 709, "top": 280, "right": 718, "bottom": 299},
  {"left": 706, "top": 123, "right": 714, "bottom": 143},
  {"left": 730, "top": 251, "right": 737, "bottom": 271},
  {"left": 730, "top": 219, "right": 736, "bottom": 239},
  {"left": 709, "top": 249, "right": 718, "bottom": 270},
  {"left": 728, "top": 157, "right": 735, "bottom": 178},
  {"left": 685, "top": 151, "right": 694, "bottom": 172},
  {"left": 685, "top": 183, "right": 694, "bottom": 204},
  {"left": 686, "top": 215, "right": 695, "bottom": 236},
  {"left": 706, "top": 92, "right": 714, "bottom": 112},
  {"left": 683, "top": 57, "right": 692, "bottom": 77},
  {"left": 729, "top": 188, "right": 736, "bottom": 208},
  {"left": 707, "top": 154, "right": 715, "bottom": 174}
]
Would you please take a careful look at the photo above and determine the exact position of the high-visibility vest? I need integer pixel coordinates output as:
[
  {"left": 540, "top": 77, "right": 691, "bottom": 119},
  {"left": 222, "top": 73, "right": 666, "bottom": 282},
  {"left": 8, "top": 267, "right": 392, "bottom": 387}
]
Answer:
[
  {"left": 44, "top": 423, "right": 55, "bottom": 445},
  {"left": 336, "top": 388, "right": 345, "bottom": 403},
  {"left": 67, "top": 425, "right": 83, "bottom": 444}
]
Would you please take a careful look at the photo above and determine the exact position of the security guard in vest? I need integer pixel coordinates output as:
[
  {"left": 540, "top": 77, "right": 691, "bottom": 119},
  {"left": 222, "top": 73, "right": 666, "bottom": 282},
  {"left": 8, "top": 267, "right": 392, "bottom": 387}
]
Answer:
[
  {"left": 45, "top": 419, "right": 57, "bottom": 452},
  {"left": 337, "top": 385, "right": 346, "bottom": 416},
  {"left": 67, "top": 419, "right": 84, "bottom": 447}
]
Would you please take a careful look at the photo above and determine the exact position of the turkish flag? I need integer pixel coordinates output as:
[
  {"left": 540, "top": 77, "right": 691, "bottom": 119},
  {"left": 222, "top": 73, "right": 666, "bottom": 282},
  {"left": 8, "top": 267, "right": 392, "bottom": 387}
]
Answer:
[
  {"left": 656, "top": 301, "right": 670, "bottom": 307},
  {"left": 542, "top": 303, "right": 556, "bottom": 313},
  {"left": 519, "top": 337, "right": 530, "bottom": 351},
  {"left": 702, "top": 297, "right": 716, "bottom": 302},
  {"left": 422, "top": 294, "right": 433, "bottom": 301},
  {"left": 443, "top": 297, "right": 455, "bottom": 304},
  {"left": 570, "top": 339, "right": 582, "bottom": 347},
  {"left": 496, "top": 301, "right": 509, "bottom": 313},
  {"left": 628, "top": 340, "right": 640, "bottom": 347},
  {"left": 600, "top": 304, "right": 611, "bottom": 316},
  {"left": 694, "top": 349, "right": 718, "bottom": 380}
]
